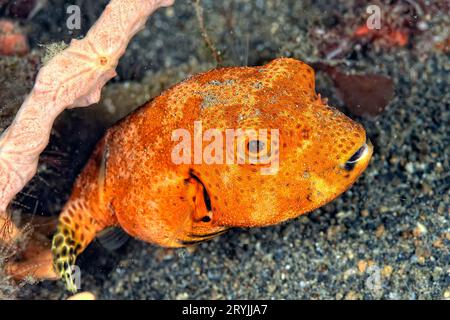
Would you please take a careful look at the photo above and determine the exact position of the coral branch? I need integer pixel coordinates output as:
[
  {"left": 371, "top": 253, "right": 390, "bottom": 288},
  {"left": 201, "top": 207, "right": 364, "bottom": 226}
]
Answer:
[{"left": 0, "top": 0, "right": 174, "bottom": 216}]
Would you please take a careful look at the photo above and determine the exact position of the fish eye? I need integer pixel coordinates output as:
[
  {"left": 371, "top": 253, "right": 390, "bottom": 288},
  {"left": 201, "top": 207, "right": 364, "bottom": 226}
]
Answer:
[
  {"left": 344, "top": 143, "right": 368, "bottom": 171},
  {"left": 236, "top": 134, "right": 274, "bottom": 166},
  {"left": 247, "top": 140, "right": 265, "bottom": 154}
]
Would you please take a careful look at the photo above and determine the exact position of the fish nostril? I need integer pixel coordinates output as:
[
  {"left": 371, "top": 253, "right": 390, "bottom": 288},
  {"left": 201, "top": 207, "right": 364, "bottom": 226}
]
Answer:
[
  {"left": 348, "top": 144, "right": 367, "bottom": 163},
  {"left": 344, "top": 143, "right": 368, "bottom": 171}
]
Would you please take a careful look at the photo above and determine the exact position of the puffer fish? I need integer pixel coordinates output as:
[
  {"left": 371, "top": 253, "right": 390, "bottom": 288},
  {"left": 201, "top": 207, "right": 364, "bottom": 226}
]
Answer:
[{"left": 51, "top": 58, "right": 373, "bottom": 292}]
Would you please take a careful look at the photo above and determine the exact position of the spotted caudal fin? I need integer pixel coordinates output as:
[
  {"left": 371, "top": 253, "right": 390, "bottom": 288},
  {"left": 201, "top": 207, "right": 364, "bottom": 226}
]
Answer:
[
  {"left": 51, "top": 200, "right": 103, "bottom": 292},
  {"left": 52, "top": 136, "right": 116, "bottom": 292}
]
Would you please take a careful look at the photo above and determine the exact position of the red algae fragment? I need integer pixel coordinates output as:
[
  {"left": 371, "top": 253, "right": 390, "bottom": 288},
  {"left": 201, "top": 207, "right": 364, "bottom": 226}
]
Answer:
[
  {"left": 314, "top": 63, "right": 395, "bottom": 118},
  {"left": 331, "top": 70, "right": 395, "bottom": 118},
  {"left": 353, "top": 24, "right": 409, "bottom": 47},
  {"left": 0, "top": 19, "right": 29, "bottom": 56}
]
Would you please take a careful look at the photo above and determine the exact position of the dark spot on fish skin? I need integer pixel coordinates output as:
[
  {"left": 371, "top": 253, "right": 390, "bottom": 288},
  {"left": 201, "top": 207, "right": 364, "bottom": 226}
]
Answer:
[
  {"left": 54, "top": 236, "right": 63, "bottom": 247},
  {"left": 201, "top": 216, "right": 211, "bottom": 223}
]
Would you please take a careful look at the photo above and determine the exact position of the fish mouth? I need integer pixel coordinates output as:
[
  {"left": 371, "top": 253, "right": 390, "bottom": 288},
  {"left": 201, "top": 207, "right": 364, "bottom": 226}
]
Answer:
[
  {"left": 188, "top": 229, "right": 230, "bottom": 239},
  {"left": 343, "top": 139, "right": 373, "bottom": 171},
  {"left": 178, "top": 229, "right": 230, "bottom": 246}
]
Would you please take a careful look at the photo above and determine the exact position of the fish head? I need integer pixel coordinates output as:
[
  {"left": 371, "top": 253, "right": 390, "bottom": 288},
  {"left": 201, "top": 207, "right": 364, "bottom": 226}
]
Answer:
[{"left": 183, "top": 58, "right": 373, "bottom": 228}]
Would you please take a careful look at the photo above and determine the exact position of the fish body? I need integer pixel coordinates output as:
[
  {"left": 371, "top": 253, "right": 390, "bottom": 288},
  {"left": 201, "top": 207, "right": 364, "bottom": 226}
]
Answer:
[{"left": 52, "top": 58, "right": 373, "bottom": 291}]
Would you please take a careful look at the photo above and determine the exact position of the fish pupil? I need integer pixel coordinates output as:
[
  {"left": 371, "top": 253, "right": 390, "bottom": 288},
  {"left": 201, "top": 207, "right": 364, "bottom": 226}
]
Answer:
[{"left": 248, "top": 140, "right": 265, "bottom": 153}]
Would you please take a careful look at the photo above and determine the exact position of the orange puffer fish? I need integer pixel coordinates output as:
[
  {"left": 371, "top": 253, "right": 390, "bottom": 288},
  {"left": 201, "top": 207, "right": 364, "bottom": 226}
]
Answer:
[{"left": 52, "top": 58, "right": 373, "bottom": 291}]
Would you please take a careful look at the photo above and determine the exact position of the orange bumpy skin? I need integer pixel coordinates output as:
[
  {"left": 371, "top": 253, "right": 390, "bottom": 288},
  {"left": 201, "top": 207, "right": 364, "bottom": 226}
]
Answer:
[{"left": 52, "top": 58, "right": 373, "bottom": 291}]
